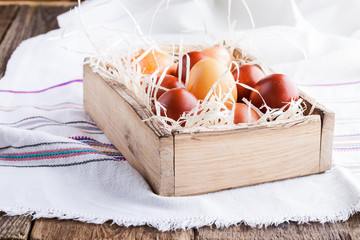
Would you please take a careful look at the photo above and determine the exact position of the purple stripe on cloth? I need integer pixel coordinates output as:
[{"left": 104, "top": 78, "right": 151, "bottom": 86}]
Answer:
[
  {"left": 0, "top": 79, "right": 83, "bottom": 94},
  {"left": 297, "top": 79, "right": 360, "bottom": 87},
  {"left": 334, "top": 133, "right": 360, "bottom": 138}
]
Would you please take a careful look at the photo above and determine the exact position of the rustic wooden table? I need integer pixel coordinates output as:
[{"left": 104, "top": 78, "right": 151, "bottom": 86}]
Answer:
[{"left": 0, "top": 2, "right": 360, "bottom": 239}]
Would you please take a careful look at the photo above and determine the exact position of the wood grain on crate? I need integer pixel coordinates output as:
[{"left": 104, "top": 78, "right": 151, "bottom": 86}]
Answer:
[
  {"left": 300, "top": 90, "right": 335, "bottom": 171},
  {"left": 84, "top": 64, "right": 175, "bottom": 196},
  {"left": 174, "top": 115, "right": 321, "bottom": 196}
]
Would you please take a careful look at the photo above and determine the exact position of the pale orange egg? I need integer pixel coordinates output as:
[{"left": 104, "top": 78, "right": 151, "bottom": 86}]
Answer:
[
  {"left": 201, "top": 46, "right": 232, "bottom": 68},
  {"left": 187, "top": 58, "right": 237, "bottom": 107},
  {"left": 133, "top": 49, "right": 176, "bottom": 76}
]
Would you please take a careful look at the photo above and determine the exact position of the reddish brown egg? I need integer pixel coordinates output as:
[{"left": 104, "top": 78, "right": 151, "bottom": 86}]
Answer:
[
  {"left": 249, "top": 74, "right": 299, "bottom": 112},
  {"left": 232, "top": 65, "right": 265, "bottom": 102},
  {"left": 157, "top": 88, "right": 198, "bottom": 121},
  {"left": 176, "top": 51, "right": 209, "bottom": 83},
  {"left": 154, "top": 75, "right": 184, "bottom": 99},
  {"left": 234, "top": 103, "right": 260, "bottom": 124}
]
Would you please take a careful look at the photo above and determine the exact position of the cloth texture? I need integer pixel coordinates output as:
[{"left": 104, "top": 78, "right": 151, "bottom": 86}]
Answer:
[{"left": 1, "top": 0, "right": 360, "bottom": 231}]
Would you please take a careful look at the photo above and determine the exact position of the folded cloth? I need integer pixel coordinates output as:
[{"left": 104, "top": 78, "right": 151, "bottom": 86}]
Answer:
[{"left": 0, "top": 0, "right": 360, "bottom": 231}]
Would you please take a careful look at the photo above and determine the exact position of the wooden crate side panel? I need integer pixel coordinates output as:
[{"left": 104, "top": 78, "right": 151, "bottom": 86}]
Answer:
[
  {"left": 107, "top": 81, "right": 171, "bottom": 138},
  {"left": 83, "top": 65, "right": 174, "bottom": 196},
  {"left": 174, "top": 115, "right": 322, "bottom": 196},
  {"left": 299, "top": 90, "right": 334, "bottom": 172},
  {"left": 159, "top": 136, "right": 175, "bottom": 196},
  {"left": 319, "top": 111, "right": 335, "bottom": 171}
]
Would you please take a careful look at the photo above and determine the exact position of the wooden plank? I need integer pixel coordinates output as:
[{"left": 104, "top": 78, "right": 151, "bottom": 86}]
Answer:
[
  {"left": 29, "top": 214, "right": 360, "bottom": 240},
  {"left": 0, "top": 212, "right": 32, "bottom": 240},
  {"left": 0, "top": 2, "right": 77, "bottom": 7},
  {"left": 83, "top": 64, "right": 174, "bottom": 196},
  {"left": 0, "top": 5, "right": 18, "bottom": 43},
  {"left": 30, "top": 218, "right": 194, "bottom": 240},
  {"left": 174, "top": 115, "right": 321, "bottom": 196},
  {"left": 0, "top": 4, "right": 73, "bottom": 78},
  {"left": 98, "top": 66, "right": 172, "bottom": 138},
  {"left": 196, "top": 213, "right": 360, "bottom": 240}
]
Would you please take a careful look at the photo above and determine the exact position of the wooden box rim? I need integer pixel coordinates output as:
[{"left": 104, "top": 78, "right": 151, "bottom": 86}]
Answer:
[{"left": 92, "top": 63, "right": 331, "bottom": 137}]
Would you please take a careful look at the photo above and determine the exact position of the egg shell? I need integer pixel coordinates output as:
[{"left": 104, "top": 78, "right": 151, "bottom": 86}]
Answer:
[
  {"left": 201, "top": 46, "right": 232, "bottom": 68},
  {"left": 233, "top": 103, "right": 260, "bottom": 124},
  {"left": 187, "top": 58, "right": 237, "bottom": 108},
  {"left": 176, "top": 51, "right": 209, "bottom": 83},
  {"left": 154, "top": 75, "right": 184, "bottom": 99},
  {"left": 232, "top": 65, "right": 265, "bottom": 102},
  {"left": 134, "top": 49, "right": 176, "bottom": 76},
  {"left": 249, "top": 74, "right": 299, "bottom": 111},
  {"left": 157, "top": 88, "right": 198, "bottom": 121}
]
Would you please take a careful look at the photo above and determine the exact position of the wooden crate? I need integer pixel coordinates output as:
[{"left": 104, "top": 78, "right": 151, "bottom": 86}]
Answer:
[{"left": 83, "top": 55, "right": 334, "bottom": 197}]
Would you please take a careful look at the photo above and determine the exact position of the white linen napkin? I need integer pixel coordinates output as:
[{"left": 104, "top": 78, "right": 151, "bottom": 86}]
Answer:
[{"left": 0, "top": 0, "right": 360, "bottom": 231}]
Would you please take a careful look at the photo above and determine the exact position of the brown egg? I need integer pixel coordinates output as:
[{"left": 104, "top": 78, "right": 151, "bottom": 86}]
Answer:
[
  {"left": 154, "top": 75, "right": 184, "bottom": 100},
  {"left": 232, "top": 65, "right": 265, "bottom": 102},
  {"left": 157, "top": 88, "right": 198, "bottom": 121},
  {"left": 234, "top": 103, "right": 260, "bottom": 124},
  {"left": 249, "top": 74, "right": 299, "bottom": 112}
]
